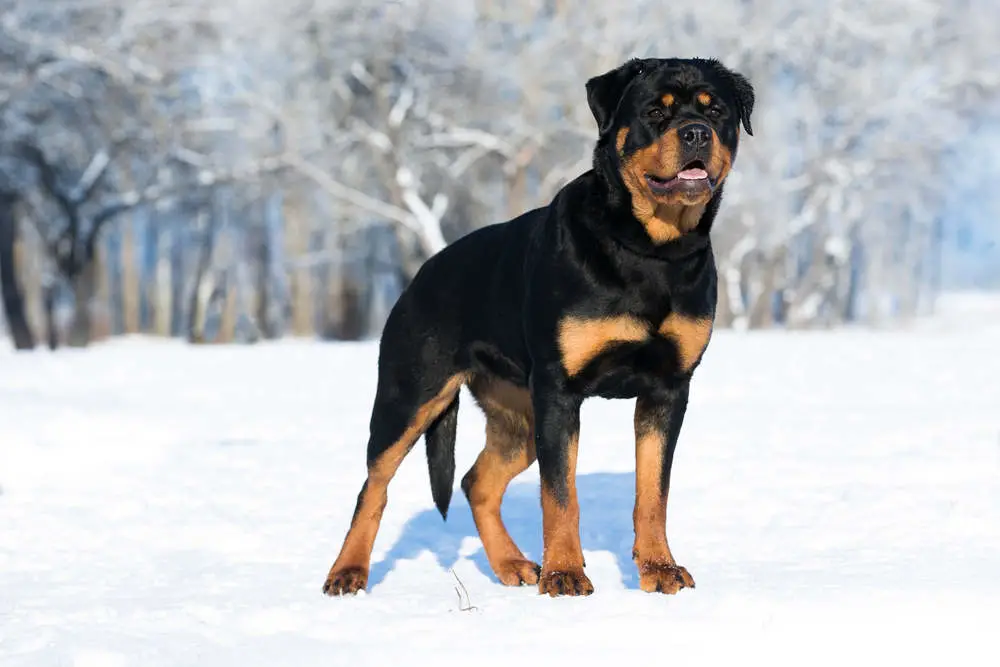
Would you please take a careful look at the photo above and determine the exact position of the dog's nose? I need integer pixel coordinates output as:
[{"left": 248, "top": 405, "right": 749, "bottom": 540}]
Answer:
[{"left": 680, "top": 123, "right": 711, "bottom": 149}]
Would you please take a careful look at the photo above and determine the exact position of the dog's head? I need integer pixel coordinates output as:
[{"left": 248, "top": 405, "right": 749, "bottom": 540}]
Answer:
[{"left": 587, "top": 58, "right": 754, "bottom": 240}]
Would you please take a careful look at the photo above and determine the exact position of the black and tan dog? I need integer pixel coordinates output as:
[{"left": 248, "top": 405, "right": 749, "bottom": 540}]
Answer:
[{"left": 323, "top": 57, "right": 754, "bottom": 598}]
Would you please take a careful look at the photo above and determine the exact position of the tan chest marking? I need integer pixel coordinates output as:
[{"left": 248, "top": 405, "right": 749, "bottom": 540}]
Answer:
[
  {"left": 658, "top": 313, "right": 713, "bottom": 372},
  {"left": 558, "top": 315, "right": 650, "bottom": 377},
  {"left": 637, "top": 203, "right": 706, "bottom": 244}
]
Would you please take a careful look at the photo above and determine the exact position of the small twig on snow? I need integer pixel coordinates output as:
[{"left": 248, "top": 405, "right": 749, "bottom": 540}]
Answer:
[{"left": 451, "top": 569, "right": 479, "bottom": 613}]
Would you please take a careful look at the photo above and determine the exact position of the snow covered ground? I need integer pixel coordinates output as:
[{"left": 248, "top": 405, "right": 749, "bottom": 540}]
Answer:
[{"left": 2, "top": 295, "right": 999, "bottom": 667}]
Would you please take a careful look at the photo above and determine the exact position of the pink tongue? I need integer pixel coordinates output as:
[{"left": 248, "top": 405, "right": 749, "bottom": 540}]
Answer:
[{"left": 678, "top": 168, "right": 708, "bottom": 180}]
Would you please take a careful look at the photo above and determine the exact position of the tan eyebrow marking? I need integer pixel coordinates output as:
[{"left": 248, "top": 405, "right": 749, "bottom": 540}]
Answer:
[
  {"left": 661, "top": 93, "right": 674, "bottom": 107},
  {"left": 697, "top": 92, "right": 712, "bottom": 106}
]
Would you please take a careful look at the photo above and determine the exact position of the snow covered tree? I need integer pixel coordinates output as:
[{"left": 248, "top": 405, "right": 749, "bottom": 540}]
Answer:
[{"left": 1, "top": 0, "right": 997, "bottom": 349}]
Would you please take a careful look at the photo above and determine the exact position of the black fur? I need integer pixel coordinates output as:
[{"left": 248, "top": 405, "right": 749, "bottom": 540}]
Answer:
[{"left": 425, "top": 391, "right": 459, "bottom": 519}]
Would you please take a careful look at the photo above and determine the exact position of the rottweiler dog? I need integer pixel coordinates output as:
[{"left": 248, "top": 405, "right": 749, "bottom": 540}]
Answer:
[{"left": 323, "top": 57, "right": 754, "bottom": 598}]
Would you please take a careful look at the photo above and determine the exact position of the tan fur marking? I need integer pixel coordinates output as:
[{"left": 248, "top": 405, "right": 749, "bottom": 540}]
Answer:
[
  {"left": 632, "top": 400, "right": 696, "bottom": 594},
  {"left": 641, "top": 203, "right": 707, "bottom": 244},
  {"left": 370, "top": 373, "right": 469, "bottom": 480},
  {"left": 464, "top": 375, "right": 540, "bottom": 585},
  {"left": 632, "top": 421, "right": 671, "bottom": 567},
  {"left": 643, "top": 219, "right": 680, "bottom": 243},
  {"left": 468, "top": 375, "right": 533, "bottom": 450},
  {"left": 697, "top": 92, "right": 712, "bottom": 106},
  {"left": 661, "top": 93, "right": 674, "bottom": 107},
  {"left": 709, "top": 128, "right": 733, "bottom": 185},
  {"left": 538, "top": 432, "right": 593, "bottom": 595},
  {"left": 658, "top": 313, "right": 713, "bottom": 373},
  {"left": 464, "top": 418, "right": 539, "bottom": 586},
  {"left": 540, "top": 432, "right": 582, "bottom": 572},
  {"left": 325, "top": 373, "right": 469, "bottom": 587},
  {"left": 616, "top": 127, "right": 629, "bottom": 154},
  {"left": 558, "top": 315, "right": 650, "bottom": 377}
]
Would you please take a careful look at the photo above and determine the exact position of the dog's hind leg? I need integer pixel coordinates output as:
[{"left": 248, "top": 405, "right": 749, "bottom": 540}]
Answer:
[
  {"left": 462, "top": 375, "right": 540, "bottom": 586},
  {"left": 323, "top": 371, "right": 468, "bottom": 596}
]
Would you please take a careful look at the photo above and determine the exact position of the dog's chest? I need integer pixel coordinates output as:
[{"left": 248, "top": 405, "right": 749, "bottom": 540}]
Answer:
[{"left": 557, "top": 312, "right": 713, "bottom": 394}]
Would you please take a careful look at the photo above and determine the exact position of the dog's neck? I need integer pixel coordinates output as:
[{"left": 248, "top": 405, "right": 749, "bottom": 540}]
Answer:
[
  {"left": 630, "top": 198, "right": 707, "bottom": 245},
  {"left": 591, "top": 141, "right": 717, "bottom": 250},
  {"left": 581, "top": 191, "right": 714, "bottom": 264}
]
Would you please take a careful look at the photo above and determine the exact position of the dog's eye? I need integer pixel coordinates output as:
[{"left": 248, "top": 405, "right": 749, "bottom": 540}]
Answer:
[
  {"left": 647, "top": 107, "right": 666, "bottom": 122},
  {"left": 706, "top": 107, "right": 723, "bottom": 120}
]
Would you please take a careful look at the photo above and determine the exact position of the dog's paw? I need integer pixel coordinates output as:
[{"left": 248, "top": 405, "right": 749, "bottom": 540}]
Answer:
[
  {"left": 494, "top": 559, "right": 542, "bottom": 587},
  {"left": 322, "top": 566, "right": 368, "bottom": 596},
  {"left": 538, "top": 569, "right": 595, "bottom": 597},
  {"left": 637, "top": 561, "right": 695, "bottom": 594}
]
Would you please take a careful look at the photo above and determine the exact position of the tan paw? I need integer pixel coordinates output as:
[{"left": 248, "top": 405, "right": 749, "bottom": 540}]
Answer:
[
  {"left": 493, "top": 558, "right": 542, "bottom": 586},
  {"left": 538, "top": 569, "right": 595, "bottom": 597},
  {"left": 637, "top": 561, "right": 695, "bottom": 594},
  {"left": 322, "top": 566, "right": 368, "bottom": 596}
]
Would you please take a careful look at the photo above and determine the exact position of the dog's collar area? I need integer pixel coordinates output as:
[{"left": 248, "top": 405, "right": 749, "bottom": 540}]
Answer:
[
  {"left": 609, "top": 224, "right": 711, "bottom": 261},
  {"left": 654, "top": 232, "right": 711, "bottom": 259}
]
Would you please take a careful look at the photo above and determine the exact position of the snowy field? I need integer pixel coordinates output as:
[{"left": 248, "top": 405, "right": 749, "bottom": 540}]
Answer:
[{"left": 2, "top": 295, "right": 999, "bottom": 667}]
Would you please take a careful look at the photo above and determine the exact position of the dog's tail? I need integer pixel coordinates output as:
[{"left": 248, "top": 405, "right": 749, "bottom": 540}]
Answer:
[{"left": 425, "top": 390, "right": 460, "bottom": 520}]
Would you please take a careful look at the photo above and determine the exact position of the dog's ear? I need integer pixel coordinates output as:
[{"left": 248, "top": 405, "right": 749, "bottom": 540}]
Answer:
[
  {"left": 712, "top": 62, "right": 755, "bottom": 137},
  {"left": 709, "top": 59, "right": 754, "bottom": 137},
  {"left": 585, "top": 58, "right": 646, "bottom": 137},
  {"left": 729, "top": 69, "right": 755, "bottom": 136}
]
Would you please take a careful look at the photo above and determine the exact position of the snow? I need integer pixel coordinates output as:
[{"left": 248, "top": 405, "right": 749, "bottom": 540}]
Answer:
[{"left": 2, "top": 299, "right": 1000, "bottom": 666}]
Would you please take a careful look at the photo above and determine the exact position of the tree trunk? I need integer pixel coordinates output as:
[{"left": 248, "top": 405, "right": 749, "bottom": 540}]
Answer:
[
  {"left": 211, "top": 222, "right": 237, "bottom": 344},
  {"left": 327, "top": 275, "right": 364, "bottom": 341},
  {"left": 187, "top": 213, "right": 216, "bottom": 344},
  {"left": 90, "top": 244, "right": 112, "bottom": 343},
  {"left": 43, "top": 283, "right": 58, "bottom": 350},
  {"left": 218, "top": 282, "right": 237, "bottom": 343},
  {"left": 22, "top": 227, "right": 45, "bottom": 339},
  {"left": 284, "top": 189, "right": 313, "bottom": 337},
  {"left": 153, "top": 237, "right": 172, "bottom": 337},
  {"left": 170, "top": 224, "right": 185, "bottom": 337},
  {"left": 254, "top": 225, "right": 275, "bottom": 339},
  {"left": 0, "top": 198, "right": 35, "bottom": 350},
  {"left": 714, "top": 266, "right": 733, "bottom": 329},
  {"left": 67, "top": 259, "right": 98, "bottom": 347},
  {"left": 747, "top": 251, "right": 781, "bottom": 329},
  {"left": 121, "top": 218, "right": 140, "bottom": 334}
]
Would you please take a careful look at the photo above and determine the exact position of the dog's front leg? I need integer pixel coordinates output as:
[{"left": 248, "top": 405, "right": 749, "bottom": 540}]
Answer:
[
  {"left": 532, "top": 375, "right": 592, "bottom": 597},
  {"left": 632, "top": 384, "right": 696, "bottom": 594}
]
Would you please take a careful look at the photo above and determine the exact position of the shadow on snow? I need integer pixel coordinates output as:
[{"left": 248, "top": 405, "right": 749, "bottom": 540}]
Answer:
[{"left": 368, "top": 471, "right": 646, "bottom": 590}]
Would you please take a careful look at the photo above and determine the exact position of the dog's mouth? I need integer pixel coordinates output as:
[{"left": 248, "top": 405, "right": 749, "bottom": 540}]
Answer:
[{"left": 645, "top": 160, "right": 712, "bottom": 196}]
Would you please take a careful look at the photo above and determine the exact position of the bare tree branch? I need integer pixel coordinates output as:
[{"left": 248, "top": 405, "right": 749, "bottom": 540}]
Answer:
[{"left": 1, "top": 14, "right": 163, "bottom": 85}]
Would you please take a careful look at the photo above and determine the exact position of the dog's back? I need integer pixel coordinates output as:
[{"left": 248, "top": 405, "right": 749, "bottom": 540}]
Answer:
[{"left": 380, "top": 204, "right": 548, "bottom": 381}]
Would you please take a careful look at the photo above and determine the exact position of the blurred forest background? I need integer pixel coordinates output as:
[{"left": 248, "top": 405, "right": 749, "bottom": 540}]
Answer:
[{"left": 1, "top": 0, "right": 998, "bottom": 351}]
